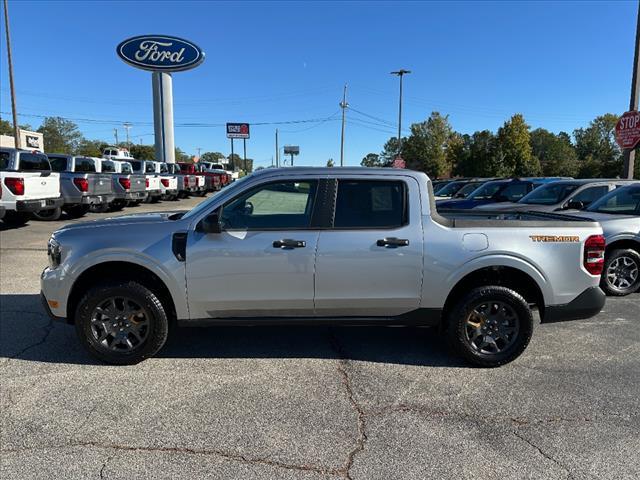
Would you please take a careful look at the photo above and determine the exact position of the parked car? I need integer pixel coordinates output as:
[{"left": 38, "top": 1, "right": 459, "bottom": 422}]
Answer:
[
  {"left": 166, "top": 163, "right": 196, "bottom": 198},
  {"left": 42, "top": 154, "right": 114, "bottom": 219},
  {"left": 130, "top": 160, "right": 162, "bottom": 203},
  {"left": 569, "top": 183, "right": 640, "bottom": 297},
  {"left": 434, "top": 178, "right": 493, "bottom": 200},
  {"left": 101, "top": 159, "right": 147, "bottom": 210},
  {"left": 155, "top": 162, "right": 179, "bottom": 201},
  {"left": 178, "top": 162, "right": 207, "bottom": 196},
  {"left": 0, "top": 148, "right": 63, "bottom": 225},
  {"left": 476, "top": 179, "right": 636, "bottom": 213},
  {"left": 42, "top": 167, "right": 606, "bottom": 367},
  {"left": 436, "top": 178, "right": 562, "bottom": 210}
]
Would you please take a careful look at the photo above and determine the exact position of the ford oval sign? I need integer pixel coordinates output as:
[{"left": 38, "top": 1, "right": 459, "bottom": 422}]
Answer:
[{"left": 117, "top": 35, "right": 205, "bottom": 72}]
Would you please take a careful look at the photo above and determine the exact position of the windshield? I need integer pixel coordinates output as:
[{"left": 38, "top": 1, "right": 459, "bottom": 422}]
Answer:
[
  {"left": 435, "top": 181, "right": 466, "bottom": 197},
  {"left": 455, "top": 182, "right": 484, "bottom": 198},
  {"left": 587, "top": 184, "right": 640, "bottom": 215},
  {"left": 467, "top": 182, "right": 505, "bottom": 200},
  {"left": 519, "top": 182, "right": 580, "bottom": 205},
  {"left": 182, "top": 173, "right": 256, "bottom": 220}
]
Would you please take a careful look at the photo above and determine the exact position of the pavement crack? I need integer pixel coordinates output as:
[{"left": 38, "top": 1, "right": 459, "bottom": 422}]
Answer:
[
  {"left": 3, "top": 317, "right": 54, "bottom": 363},
  {"left": 329, "top": 331, "right": 368, "bottom": 480},
  {"left": 512, "top": 430, "right": 574, "bottom": 480},
  {"left": 99, "top": 453, "right": 115, "bottom": 479}
]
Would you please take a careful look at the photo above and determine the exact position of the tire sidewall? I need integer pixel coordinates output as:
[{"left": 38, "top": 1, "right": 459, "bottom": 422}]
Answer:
[
  {"left": 601, "top": 249, "right": 640, "bottom": 296},
  {"left": 448, "top": 286, "right": 534, "bottom": 367},
  {"left": 75, "top": 282, "right": 169, "bottom": 365}
]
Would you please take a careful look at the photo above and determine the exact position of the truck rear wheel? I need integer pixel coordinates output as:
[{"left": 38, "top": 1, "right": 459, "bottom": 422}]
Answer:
[
  {"left": 89, "top": 203, "right": 110, "bottom": 213},
  {"left": 32, "top": 207, "right": 62, "bottom": 221},
  {"left": 75, "top": 281, "right": 169, "bottom": 365},
  {"left": 601, "top": 248, "right": 640, "bottom": 296},
  {"left": 1, "top": 211, "right": 30, "bottom": 226},
  {"left": 446, "top": 286, "right": 533, "bottom": 367},
  {"left": 64, "top": 204, "right": 90, "bottom": 219}
]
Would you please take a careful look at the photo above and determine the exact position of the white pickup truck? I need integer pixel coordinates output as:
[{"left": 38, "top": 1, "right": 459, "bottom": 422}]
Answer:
[
  {"left": 129, "top": 160, "right": 162, "bottom": 203},
  {"left": 0, "top": 148, "right": 62, "bottom": 226},
  {"left": 41, "top": 168, "right": 607, "bottom": 367}
]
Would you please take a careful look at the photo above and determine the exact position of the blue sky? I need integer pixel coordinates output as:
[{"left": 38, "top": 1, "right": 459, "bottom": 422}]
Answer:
[{"left": 0, "top": 0, "right": 636, "bottom": 167}]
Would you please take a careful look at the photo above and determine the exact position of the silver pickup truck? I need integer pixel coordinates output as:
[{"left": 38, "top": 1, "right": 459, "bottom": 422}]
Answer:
[
  {"left": 100, "top": 160, "right": 147, "bottom": 210},
  {"left": 41, "top": 168, "right": 606, "bottom": 367},
  {"left": 45, "top": 154, "right": 114, "bottom": 219}
]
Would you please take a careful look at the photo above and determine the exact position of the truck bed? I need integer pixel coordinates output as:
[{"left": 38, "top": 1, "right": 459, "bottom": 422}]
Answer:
[{"left": 436, "top": 209, "right": 599, "bottom": 228}]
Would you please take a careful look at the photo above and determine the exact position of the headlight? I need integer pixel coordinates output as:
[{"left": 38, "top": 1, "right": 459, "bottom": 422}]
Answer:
[{"left": 47, "top": 236, "right": 61, "bottom": 269}]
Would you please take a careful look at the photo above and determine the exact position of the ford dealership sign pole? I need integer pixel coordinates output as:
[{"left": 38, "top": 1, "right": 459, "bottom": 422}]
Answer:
[{"left": 117, "top": 35, "right": 205, "bottom": 163}]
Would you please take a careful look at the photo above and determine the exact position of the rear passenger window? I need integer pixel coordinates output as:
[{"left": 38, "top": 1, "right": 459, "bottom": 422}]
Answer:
[
  {"left": 75, "top": 158, "right": 96, "bottom": 173},
  {"left": 570, "top": 186, "right": 609, "bottom": 205},
  {"left": 0, "top": 151, "right": 11, "bottom": 170},
  {"left": 18, "top": 153, "right": 50, "bottom": 171},
  {"left": 334, "top": 180, "right": 406, "bottom": 229}
]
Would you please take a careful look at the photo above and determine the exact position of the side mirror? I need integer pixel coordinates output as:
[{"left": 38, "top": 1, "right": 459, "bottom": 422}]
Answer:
[
  {"left": 566, "top": 200, "right": 585, "bottom": 210},
  {"left": 199, "top": 212, "right": 222, "bottom": 234}
]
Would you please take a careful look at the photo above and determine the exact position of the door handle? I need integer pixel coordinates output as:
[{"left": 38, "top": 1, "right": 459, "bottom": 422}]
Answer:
[
  {"left": 273, "top": 239, "right": 306, "bottom": 249},
  {"left": 376, "top": 237, "right": 410, "bottom": 248}
]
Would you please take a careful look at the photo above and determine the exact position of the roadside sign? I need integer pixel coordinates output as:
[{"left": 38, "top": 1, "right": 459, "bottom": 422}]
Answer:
[
  {"left": 283, "top": 145, "right": 299, "bottom": 155},
  {"left": 615, "top": 111, "right": 640, "bottom": 150},
  {"left": 226, "top": 123, "right": 250, "bottom": 139},
  {"left": 117, "top": 35, "right": 205, "bottom": 72}
]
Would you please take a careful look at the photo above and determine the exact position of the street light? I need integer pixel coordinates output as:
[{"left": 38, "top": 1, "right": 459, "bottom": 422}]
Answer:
[{"left": 390, "top": 69, "right": 411, "bottom": 158}]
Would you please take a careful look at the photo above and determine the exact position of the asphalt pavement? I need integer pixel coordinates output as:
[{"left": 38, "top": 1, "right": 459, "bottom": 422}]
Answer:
[{"left": 1, "top": 196, "right": 638, "bottom": 479}]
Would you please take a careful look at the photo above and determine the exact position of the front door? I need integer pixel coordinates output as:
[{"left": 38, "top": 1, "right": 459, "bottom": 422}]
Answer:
[
  {"left": 314, "top": 177, "right": 424, "bottom": 317},
  {"left": 186, "top": 179, "right": 320, "bottom": 319}
]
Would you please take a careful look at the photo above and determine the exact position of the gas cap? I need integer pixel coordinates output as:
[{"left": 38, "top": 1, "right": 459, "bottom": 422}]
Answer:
[{"left": 462, "top": 233, "right": 489, "bottom": 252}]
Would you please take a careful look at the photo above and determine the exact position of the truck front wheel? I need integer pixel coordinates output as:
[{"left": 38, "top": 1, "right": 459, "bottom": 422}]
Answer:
[
  {"left": 75, "top": 281, "right": 169, "bottom": 365},
  {"left": 446, "top": 286, "right": 533, "bottom": 368}
]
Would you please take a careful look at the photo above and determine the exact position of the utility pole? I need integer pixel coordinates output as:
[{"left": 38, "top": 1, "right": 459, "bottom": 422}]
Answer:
[
  {"left": 391, "top": 69, "right": 411, "bottom": 158},
  {"left": 623, "top": 1, "right": 640, "bottom": 179},
  {"left": 3, "top": 0, "right": 20, "bottom": 148},
  {"left": 114, "top": 128, "right": 119, "bottom": 145},
  {"left": 339, "top": 84, "right": 348, "bottom": 167},
  {"left": 275, "top": 129, "right": 280, "bottom": 167},
  {"left": 196, "top": 147, "right": 202, "bottom": 158},
  {"left": 243, "top": 138, "right": 247, "bottom": 172},
  {"left": 123, "top": 122, "right": 132, "bottom": 147}
]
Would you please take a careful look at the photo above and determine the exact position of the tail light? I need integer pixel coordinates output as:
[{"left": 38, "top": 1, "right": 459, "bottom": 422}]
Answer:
[
  {"left": 73, "top": 178, "right": 89, "bottom": 192},
  {"left": 161, "top": 178, "right": 170, "bottom": 187},
  {"left": 584, "top": 235, "right": 606, "bottom": 276},
  {"left": 118, "top": 177, "right": 131, "bottom": 190},
  {"left": 4, "top": 177, "right": 24, "bottom": 196},
  {"left": 183, "top": 177, "right": 189, "bottom": 187},
  {"left": 145, "top": 178, "right": 149, "bottom": 188}
]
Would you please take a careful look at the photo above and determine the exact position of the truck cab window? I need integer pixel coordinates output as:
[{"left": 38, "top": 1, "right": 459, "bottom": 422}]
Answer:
[
  {"left": 334, "top": 180, "right": 406, "bottom": 228},
  {"left": 18, "top": 153, "right": 51, "bottom": 171},
  {"left": 75, "top": 158, "right": 96, "bottom": 173},
  {"left": 0, "top": 151, "right": 9, "bottom": 170},
  {"left": 220, "top": 180, "right": 317, "bottom": 230}
]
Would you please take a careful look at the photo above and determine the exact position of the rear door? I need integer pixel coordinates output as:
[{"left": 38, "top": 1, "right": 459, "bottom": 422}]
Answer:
[
  {"left": 314, "top": 176, "right": 424, "bottom": 317},
  {"left": 186, "top": 178, "right": 322, "bottom": 318},
  {"left": 16, "top": 152, "right": 59, "bottom": 200}
]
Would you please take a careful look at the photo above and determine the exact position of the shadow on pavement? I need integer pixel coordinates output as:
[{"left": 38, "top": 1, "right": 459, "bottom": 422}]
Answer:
[{"left": 0, "top": 293, "right": 465, "bottom": 368}]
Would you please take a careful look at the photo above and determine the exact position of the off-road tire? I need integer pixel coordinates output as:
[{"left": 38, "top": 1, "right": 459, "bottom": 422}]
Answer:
[
  {"left": 75, "top": 281, "right": 169, "bottom": 365},
  {"left": 600, "top": 248, "right": 640, "bottom": 296},
  {"left": 446, "top": 286, "right": 534, "bottom": 368}
]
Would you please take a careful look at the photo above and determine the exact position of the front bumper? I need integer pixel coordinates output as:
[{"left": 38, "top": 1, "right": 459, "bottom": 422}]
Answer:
[
  {"left": 542, "top": 286, "right": 606, "bottom": 323},
  {"left": 16, "top": 197, "right": 64, "bottom": 212},
  {"left": 40, "top": 267, "right": 68, "bottom": 322}
]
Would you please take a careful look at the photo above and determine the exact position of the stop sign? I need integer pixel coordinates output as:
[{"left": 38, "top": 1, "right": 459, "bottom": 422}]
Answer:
[{"left": 615, "top": 111, "right": 640, "bottom": 150}]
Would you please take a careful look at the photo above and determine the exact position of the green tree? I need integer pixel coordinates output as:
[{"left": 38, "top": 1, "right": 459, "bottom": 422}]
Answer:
[
  {"left": 361, "top": 153, "right": 383, "bottom": 167},
  {"left": 495, "top": 114, "right": 540, "bottom": 176},
  {"left": 0, "top": 118, "right": 32, "bottom": 136},
  {"left": 326, "top": 158, "right": 335, "bottom": 167},
  {"left": 129, "top": 144, "right": 156, "bottom": 160},
  {"left": 201, "top": 151, "right": 225, "bottom": 163},
  {"left": 227, "top": 153, "right": 243, "bottom": 170},
  {"left": 467, "top": 130, "right": 500, "bottom": 176},
  {"left": 530, "top": 128, "right": 579, "bottom": 177},
  {"left": 380, "top": 137, "right": 401, "bottom": 164},
  {"left": 37, "top": 116, "right": 83, "bottom": 154},
  {"left": 174, "top": 147, "right": 191, "bottom": 163},
  {"left": 574, "top": 114, "right": 621, "bottom": 178},
  {"left": 445, "top": 133, "right": 467, "bottom": 177},
  {"left": 77, "top": 139, "right": 108, "bottom": 157},
  {"left": 402, "top": 112, "right": 454, "bottom": 177}
]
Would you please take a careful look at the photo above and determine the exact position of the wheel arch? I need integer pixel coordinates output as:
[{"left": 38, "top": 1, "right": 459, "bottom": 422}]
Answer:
[
  {"left": 67, "top": 261, "right": 177, "bottom": 325},
  {"left": 442, "top": 265, "right": 546, "bottom": 323},
  {"left": 605, "top": 238, "right": 640, "bottom": 255}
]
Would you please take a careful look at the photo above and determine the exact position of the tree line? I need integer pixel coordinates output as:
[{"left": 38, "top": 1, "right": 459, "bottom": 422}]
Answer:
[{"left": 361, "top": 112, "right": 637, "bottom": 178}]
